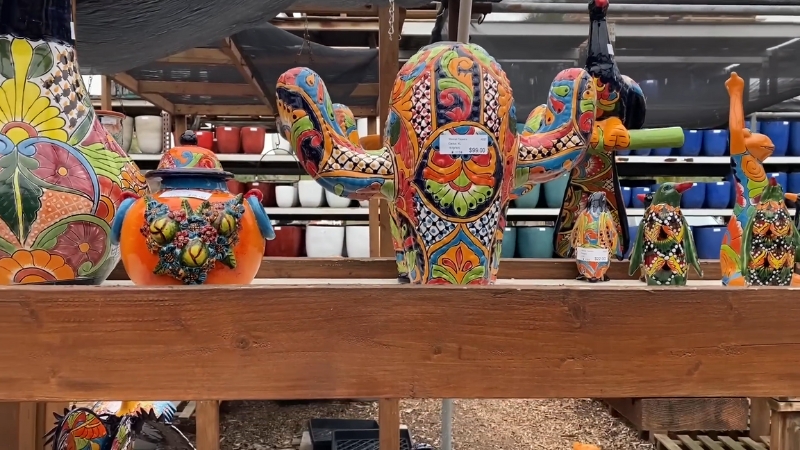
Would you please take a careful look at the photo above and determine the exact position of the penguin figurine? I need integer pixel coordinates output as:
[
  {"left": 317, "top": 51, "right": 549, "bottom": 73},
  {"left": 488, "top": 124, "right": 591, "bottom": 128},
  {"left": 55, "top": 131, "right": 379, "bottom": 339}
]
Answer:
[
  {"left": 629, "top": 182, "right": 703, "bottom": 285},
  {"left": 571, "top": 191, "right": 622, "bottom": 282},
  {"left": 634, "top": 192, "right": 653, "bottom": 283},
  {"left": 741, "top": 178, "right": 800, "bottom": 286}
]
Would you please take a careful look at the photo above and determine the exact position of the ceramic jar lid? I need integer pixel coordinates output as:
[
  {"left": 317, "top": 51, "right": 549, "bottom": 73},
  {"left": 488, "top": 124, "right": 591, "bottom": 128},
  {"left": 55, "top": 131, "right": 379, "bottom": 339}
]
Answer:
[{"left": 146, "top": 145, "right": 234, "bottom": 180}]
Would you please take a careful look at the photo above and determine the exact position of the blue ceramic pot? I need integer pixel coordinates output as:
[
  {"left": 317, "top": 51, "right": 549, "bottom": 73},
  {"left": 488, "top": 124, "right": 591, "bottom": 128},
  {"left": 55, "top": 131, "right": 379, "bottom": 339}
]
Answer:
[
  {"left": 634, "top": 148, "right": 652, "bottom": 156},
  {"left": 702, "top": 129, "right": 728, "bottom": 156},
  {"left": 678, "top": 130, "right": 702, "bottom": 156},
  {"left": 767, "top": 172, "right": 788, "bottom": 193},
  {"left": 631, "top": 187, "right": 651, "bottom": 208},
  {"left": 788, "top": 172, "right": 800, "bottom": 195},
  {"left": 745, "top": 119, "right": 762, "bottom": 134},
  {"left": 624, "top": 225, "right": 639, "bottom": 259},
  {"left": 544, "top": 173, "right": 570, "bottom": 208},
  {"left": 515, "top": 184, "right": 541, "bottom": 208},
  {"left": 517, "top": 226, "right": 555, "bottom": 258},
  {"left": 680, "top": 182, "right": 705, "bottom": 209},
  {"left": 501, "top": 227, "right": 517, "bottom": 258},
  {"left": 762, "top": 121, "right": 790, "bottom": 156},
  {"left": 693, "top": 226, "right": 725, "bottom": 259},
  {"left": 621, "top": 186, "right": 632, "bottom": 207},
  {"left": 705, "top": 181, "right": 731, "bottom": 209},
  {"left": 651, "top": 147, "right": 673, "bottom": 156},
  {"left": 790, "top": 121, "right": 800, "bottom": 156}
]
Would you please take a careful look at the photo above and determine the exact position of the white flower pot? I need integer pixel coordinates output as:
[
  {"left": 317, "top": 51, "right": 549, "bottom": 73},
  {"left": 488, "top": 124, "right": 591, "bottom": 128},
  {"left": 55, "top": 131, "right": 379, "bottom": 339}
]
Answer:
[
  {"left": 345, "top": 225, "right": 371, "bottom": 257},
  {"left": 134, "top": 115, "right": 164, "bottom": 154},
  {"left": 359, "top": 200, "right": 370, "bottom": 207},
  {"left": 306, "top": 225, "right": 344, "bottom": 257},
  {"left": 275, "top": 184, "right": 298, "bottom": 208},
  {"left": 298, "top": 180, "right": 325, "bottom": 207},
  {"left": 121, "top": 116, "right": 134, "bottom": 152},
  {"left": 325, "top": 189, "right": 352, "bottom": 208}
]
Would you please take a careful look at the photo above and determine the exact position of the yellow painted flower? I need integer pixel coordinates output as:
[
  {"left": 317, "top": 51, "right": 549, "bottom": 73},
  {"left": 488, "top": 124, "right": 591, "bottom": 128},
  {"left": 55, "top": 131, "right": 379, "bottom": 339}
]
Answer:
[{"left": 0, "top": 39, "right": 67, "bottom": 145}]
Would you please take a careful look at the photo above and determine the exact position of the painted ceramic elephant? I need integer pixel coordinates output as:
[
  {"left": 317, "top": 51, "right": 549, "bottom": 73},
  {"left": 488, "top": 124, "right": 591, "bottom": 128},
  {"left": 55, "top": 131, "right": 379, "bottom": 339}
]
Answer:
[{"left": 276, "top": 42, "right": 601, "bottom": 284}]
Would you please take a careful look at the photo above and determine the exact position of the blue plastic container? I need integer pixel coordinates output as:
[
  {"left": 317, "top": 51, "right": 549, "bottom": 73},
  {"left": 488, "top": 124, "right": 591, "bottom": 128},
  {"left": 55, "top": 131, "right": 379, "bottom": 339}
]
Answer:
[
  {"left": 725, "top": 173, "right": 738, "bottom": 208},
  {"left": 544, "top": 172, "right": 570, "bottom": 208},
  {"left": 680, "top": 182, "right": 705, "bottom": 209},
  {"left": 621, "top": 186, "right": 632, "bottom": 207},
  {"left": 767, "top": 172, "right": 788, "bottom": 193},
  {"left": 745, "top": 119, "right": 762, "bottom": 134},
  {"left": 501, "top": 227, "right": 517, "bottom": 258},
  {"left": 616, "top": 149, "right": 630, "bottom": 156},
  {"left": 631, "top": 187, "right": 651, "bottom": 208},
  {"left": 790, "top": 121, "right": 800, "bottom": 156},
  {"left": 762, "top": 120, "right": 790, "bottom": 157},
  {"left": 678, "top": 129, "right": 703, "bottom": 156},
  {"left": 705, "top": 181, "right": 731, "bottom": 209},
  {"left": 702, "top": 129, "right": 728, "bottom": 156},
  {"left": 693, "top": 226, "right": 725, "bottom": 260},
  {"left": 634, "top": 148, "right": 652, "bottom": 156},
  {"left": 517, "top": 226, "right": 555, "bottom": 258},
  {"left": 624, "top": 225, "right": 639, "bottom": 259},
  {"left": 651, "top": 147, "right": 673, "bottom": 156},
  {"left": 788, "top": 172, "right": 800, "bottom": 195},
  {"left": 514, "top": 184, "right": 541, "bottom": 208}
]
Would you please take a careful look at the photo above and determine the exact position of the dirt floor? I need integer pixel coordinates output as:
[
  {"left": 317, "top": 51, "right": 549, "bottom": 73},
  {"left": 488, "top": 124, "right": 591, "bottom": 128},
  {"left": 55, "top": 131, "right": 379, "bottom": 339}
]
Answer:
[{"left": 183, "top": 399, "right": 653, "bottom": 450}]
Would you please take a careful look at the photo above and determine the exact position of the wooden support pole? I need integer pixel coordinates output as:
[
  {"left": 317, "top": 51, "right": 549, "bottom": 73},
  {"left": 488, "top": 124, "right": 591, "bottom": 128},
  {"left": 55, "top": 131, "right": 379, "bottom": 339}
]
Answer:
[
  {"left": 749, "top": 397, "right": 771, "bottom": 440},
  {"left": 174, "top": 115, "right": 187, "bottom": 142},
  {"left": 367, "top": 115, "right": 381, "bottom": 257},
  {"left": 769, "top": 398, "right": 800, "bottom": 450},
  {"left": 379, "top": 398, "right": 401, "bottom": 450},
  {"left": 100, "top": 76, "right": 112, "bottom": 111},
  {"left": 196, "top": 400, "right": 220, "bottom": 450}
]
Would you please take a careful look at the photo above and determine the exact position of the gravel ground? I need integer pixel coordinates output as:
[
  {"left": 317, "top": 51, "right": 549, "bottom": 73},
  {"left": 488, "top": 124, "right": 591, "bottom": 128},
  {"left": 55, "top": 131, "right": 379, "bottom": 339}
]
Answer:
[{"left": 193, "top": 399, "right": 653, "bottom": 450}]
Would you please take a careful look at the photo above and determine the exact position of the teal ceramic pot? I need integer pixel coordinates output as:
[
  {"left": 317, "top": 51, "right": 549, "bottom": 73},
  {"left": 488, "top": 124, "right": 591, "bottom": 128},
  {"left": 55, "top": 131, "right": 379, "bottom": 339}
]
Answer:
[
  {"left": 544, "top": 173, "right": 570, "bottom": 208},
  {"left": 517, "top": 226, "right": 555, "bottom": 258},
  {"left": 500, "top": 227, "right": 517, "bottom": 258},
  {"left": 514, "top": 184, "right": 541, "bottom": 208}
]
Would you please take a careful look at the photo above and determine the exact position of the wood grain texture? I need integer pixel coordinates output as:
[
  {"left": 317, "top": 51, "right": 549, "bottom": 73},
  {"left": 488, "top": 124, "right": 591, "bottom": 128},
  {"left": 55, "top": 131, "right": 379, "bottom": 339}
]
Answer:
[
  {"left": 107, "top": 258, "right": 724, "bottom": 281},
  {"left": 607, "top": 398, "right": 749, "bottom": 432},
  {"left": 0, "top": 284, "right": 799, "bottom": 401}
]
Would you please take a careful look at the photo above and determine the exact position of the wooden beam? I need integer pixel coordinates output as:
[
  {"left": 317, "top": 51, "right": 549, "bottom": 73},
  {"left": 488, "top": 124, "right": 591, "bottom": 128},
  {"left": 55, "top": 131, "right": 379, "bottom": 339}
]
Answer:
[
  {"left": 157, "top": 48, "right": 231, "bottom": 65},
  {"left": 110, "top": 73, "right": 175, "bottom": 114},
  {"left": 1, "top": 284, "right": 800, "bottom": 400},
  {"left": 100, "top": 76, "right": 112, "bottom": 110},
  {"left": 139, "top": 81, "right": 256, "bottom": 97},
  {"left": 221, "top": 37, "right": 277, "bottom": 115},
  {"left": 271, "top": 17, "right": 379, "bottom": 32},
  {"left": 173, "top": 104, "right": 375, "bottom": 117}
]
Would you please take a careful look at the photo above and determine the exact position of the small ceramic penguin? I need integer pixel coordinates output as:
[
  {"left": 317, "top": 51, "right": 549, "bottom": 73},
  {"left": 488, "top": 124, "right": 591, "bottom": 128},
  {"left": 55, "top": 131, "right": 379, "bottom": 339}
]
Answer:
[
  {"left": 742, "top": 178, "right": 800, "bottom": 286},
  {"left": 571, "top": 192, "right": 622, "bottom": 282},
  {"left": 635, "top": 192, "right": 653, "bottom": 283},
  {"left": 629, "top": 182, "right": 703, "bottom": 286}
]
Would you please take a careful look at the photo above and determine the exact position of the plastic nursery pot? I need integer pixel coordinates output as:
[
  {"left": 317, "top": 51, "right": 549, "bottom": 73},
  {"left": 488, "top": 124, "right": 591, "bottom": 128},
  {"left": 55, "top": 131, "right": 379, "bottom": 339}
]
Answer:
[
  {"left": 216, "top": 126, "right": 241, "bottom": 154},
  {"left": 195, "top": 130, "right": 214, "bottom": 150},
  {"left": 517, "top": 226, "right": 555, "bottom": 258},
  {"left": 761, "top": 120, "right": 790, "bottom": 156},
  {"left": 634, "top": 148, "right": 651, "bottom": 156},
  {"left": 264, "top": 225, "right": 304, "bottom": 257},
  {"left": 544, "top": 173, "right": 569, "bottom": 208},
  {"left": 247, "top": 181, "right": 277, "bottom": 207},
  {"left": 693, "top": 226, "right": 725, "bottom": 259},
  {"left": 790, "top": 121, "right": 800, "bottom": 156},
  {"left": 241, "top": 126, "right": 266, "bottom": 155},
  {"left": 767, "top": 172, "right": 788, "bottom": 193},
  {"left": 651, "top": 147, "right": 673, "bottom": 156},
  {"left": 624, "top": 226, "right": 639, "bottom": 259},
  {"left": 705, "top": 182, "right": 731, "bottom": 209},
  {"left": 789, "top": 172, "right": 800, "bottom": 195},
  {"left": 678, "top": 130, "right": 702, "bottom": 156},
  {"left": 631, "top": 187, "right": 650, "bottom": 208},
  {"left": 680, "top": 183, "right": 706, "bottom": 209},
  {"left": 745, "top": 119, "right": 762, "bottom": 134},
  {"left": 621, "top": 187, "right": 632, "bottom": 208},
  {"left": 702, "top": 129, "right": 728, "bottom": 156},
  {"left": 500, "top": 227, "right": 517, "bottom": 258}
]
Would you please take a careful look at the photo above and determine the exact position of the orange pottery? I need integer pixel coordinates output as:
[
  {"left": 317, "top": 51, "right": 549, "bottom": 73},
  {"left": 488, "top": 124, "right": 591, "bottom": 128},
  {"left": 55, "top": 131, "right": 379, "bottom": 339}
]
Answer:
[{"left": 111, "top": 133, "right": 275, "bottom": 285}]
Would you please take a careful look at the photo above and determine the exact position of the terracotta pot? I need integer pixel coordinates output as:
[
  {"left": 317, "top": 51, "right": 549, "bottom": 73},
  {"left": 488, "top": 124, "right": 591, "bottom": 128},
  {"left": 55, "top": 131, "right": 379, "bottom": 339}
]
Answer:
[
  {"left": 195, "top": 130, "right": 214, "bottom": 150},
  {"left": 264, "top": 225, "right": 304, "bottom": 257},
  {"left": 212, "top": 138, "right": 218, "bottom": 153},
  {"left": 247, "top": 181, "right": 276, "bottom": 207},
  {"left": 216, "top": 126, "right": 241, "bottom": 154},
  {"left": 96, "top": 110, "right": 126, "bottom": 149},
  {"left": 112, "top": 145, "right": 276, "bottom": 285},
  {"left": 227, "top": 180, "right": 246, "bottom": 195},
  {"left": 241, "top": 126, "right": 266, "bottom": 154}
]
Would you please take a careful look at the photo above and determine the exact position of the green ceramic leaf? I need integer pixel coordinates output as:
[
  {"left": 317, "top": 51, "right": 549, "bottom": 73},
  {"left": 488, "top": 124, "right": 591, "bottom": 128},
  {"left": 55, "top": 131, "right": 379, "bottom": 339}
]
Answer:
[
  {"left": 0, "top": 40, "right": 13, "bottom": 80},
  {"left": 389, "top": 117, "right": 401, "bottom": 146},
  {"left": 0, "top": 154, "right": 44, "bottom": 243},
  {"left": 68, "top": 115, "right": 94, "bottom": 145},
  {"left": 27, "top": 43, "right": 54, "bottom": 79},
  {"left": 76, "top": 143, "right": 128, "bottom": 182}
]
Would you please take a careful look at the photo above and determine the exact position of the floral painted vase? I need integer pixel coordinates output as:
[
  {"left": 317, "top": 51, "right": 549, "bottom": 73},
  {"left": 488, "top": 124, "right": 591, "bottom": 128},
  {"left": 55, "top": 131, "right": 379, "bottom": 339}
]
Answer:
[
  {"left": 0, "top": 0, "right": 147, "bottom": 285},
  {"left": 111, "top": 133, "right": 276, "bottom": 285}
]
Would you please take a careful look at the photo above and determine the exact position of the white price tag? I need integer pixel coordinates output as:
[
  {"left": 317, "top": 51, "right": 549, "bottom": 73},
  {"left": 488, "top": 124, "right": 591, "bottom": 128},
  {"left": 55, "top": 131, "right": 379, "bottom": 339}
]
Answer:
[
  {"left": 576, "top": 247, "right": 609, "bottom": 263},
  {"left": 100, "top": 116, "right": 117, "bottom": 125},
  {"left": 70, "top": 22, "right": 76, "bottom": 40},
  {"left": 440, "top": 134, "right": 489, "bottom": 155},
  {"left": 224, "top": 127, "right": 233, "bottom": 131},
  {"left": 250, "top": 127, "right": 258, "bottom": 131},
  {"left": 159, "top": 189, "right": 213, "bottom": 201},
  {"left": 607, "top": 44, "right": 614, "bottom": 55}
]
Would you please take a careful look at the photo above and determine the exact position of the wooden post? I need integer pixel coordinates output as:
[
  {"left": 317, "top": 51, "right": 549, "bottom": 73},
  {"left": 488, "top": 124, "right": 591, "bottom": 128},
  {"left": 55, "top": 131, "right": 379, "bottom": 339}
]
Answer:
[
  {"left": 0, "top": 402, "right": 36, "bottom": 450},
  {"left": 769, "top": 397, "right": 800, "bottom": 449},
  {"left": 100, "top": 76, "right": 112, "bottom": 111},
  {"left": 196, "top": 401, "right": 220, "bottom": 450},
  {"left": 749, "top": 397, "right": 771, "bottom": 440},
  {"left": 367, "top": 116, "right": 381, "bottom": 257},
  {"left": 379, "top": 398, "right": 400, "bottom": 450},
  {"left": 173, "top": 115, "right": 187, "bottom": 142}
]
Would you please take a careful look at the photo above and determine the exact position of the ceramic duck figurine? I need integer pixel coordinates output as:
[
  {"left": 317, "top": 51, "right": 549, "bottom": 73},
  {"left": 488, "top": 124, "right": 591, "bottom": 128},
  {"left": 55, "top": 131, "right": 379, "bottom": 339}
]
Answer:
[
  {"left": 741, "top": 177, "right": 800, "bottom": 286},
  {"left": 571, "top": 191, "right": 621, "bottom": 282},
  {"left": 719, "top": 73, "right": 776, "bottom": 286},
  {"left": 47, "top": 402, "right": 194, "bottom": 450},
  {"left": 635, "top": 191, "right": 654, "bottom": 282},
  {"left": 277, "top": 42, "right": 599, "bottom": 284},
  {"left": 629, "top": 182, "right": 702, "bottom": 285},
  {"left": 0, "top": 0, "right": 148, "bottom": 285},
  {"left": 553, "top": 0, "right": 686, "bottom": 260}
]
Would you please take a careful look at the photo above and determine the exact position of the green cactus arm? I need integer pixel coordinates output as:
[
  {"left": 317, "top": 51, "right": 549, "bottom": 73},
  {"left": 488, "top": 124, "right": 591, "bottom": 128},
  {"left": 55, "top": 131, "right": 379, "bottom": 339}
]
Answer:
[
  {"left": 681, "top": 215, "right": 703, "bottom": 277},
  {"left": 625, "top": 127, "right": 685, "bottom": 151},
  {"left": 628, "top": 222, "right": 645, "bottom": 276}
]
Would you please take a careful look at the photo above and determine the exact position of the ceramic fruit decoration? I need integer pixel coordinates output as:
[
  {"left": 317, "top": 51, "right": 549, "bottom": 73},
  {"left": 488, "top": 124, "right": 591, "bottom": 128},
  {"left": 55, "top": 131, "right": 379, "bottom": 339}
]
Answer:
[
  {"left": 277, "top": 42, "right": 603, "bottom": 284},
  {"left": 332, "top": 102, "right": 409, "bottom": 283},
  {"left": 553, "top": 0, "right": 685, "bottom": 260},
  {"left": 47, "top": 402, "right": 195, "bottom": 450},
  {"left": 111, "top": 131, "right": 275, "bottom": 285},
  {"left": 740, "top": 178, "right": 800, "bottom": 286},
  {"left": 571, "top": 191, "right": 621, "bottom": 282},
  {"left": 0, "top": 0, "right": 148, "bottom": 285},
  {"left": 720, "top": 73, "right": 775, "bottom": 286},
  {"left": 629, "top": 182, "right": 702, "bottom": 285},
  {"left": 635, "top": 191, "right": 654, "bottom": 282}
]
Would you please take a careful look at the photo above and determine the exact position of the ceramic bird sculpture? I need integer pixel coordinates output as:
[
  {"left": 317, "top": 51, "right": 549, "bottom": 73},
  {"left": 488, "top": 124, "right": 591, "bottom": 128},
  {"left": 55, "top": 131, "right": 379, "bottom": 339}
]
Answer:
[
  {"left": 571, "top": 191, "right": 621, "bottom": 282},
  {"left": 629, "top": 182, "right": 702, "bottom": 285},
  {"left": 741, "top": 178, "right": 800, "bottom": 286},
  {"left": 635, "top": 191, "right": 654, "bottom": 282}
]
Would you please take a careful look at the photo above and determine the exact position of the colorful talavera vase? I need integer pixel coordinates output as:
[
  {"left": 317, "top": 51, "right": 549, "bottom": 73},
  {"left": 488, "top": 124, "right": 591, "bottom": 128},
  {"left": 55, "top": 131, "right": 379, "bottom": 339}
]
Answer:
[
  {"left": 277, "top": 42, "right": 603, "bottom": 284},
  {"left": 111, "top": 132, "right": 275, "bottom": 285},
  {"left": 571, "top": 191, "right": 621, "bottom": 282},
  {"left": 0, "top": 0, "right": 147, "bottom": 285}
]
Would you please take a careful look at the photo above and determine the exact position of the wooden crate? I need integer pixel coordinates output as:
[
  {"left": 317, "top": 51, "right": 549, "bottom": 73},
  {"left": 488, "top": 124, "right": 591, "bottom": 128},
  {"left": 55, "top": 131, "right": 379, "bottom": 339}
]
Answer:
[
  {"left": 654, "top": 433, "right": 769, "bottom": 450},
  {"left": 606, "top": 398, "right": 750, "bottom": 440}
]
